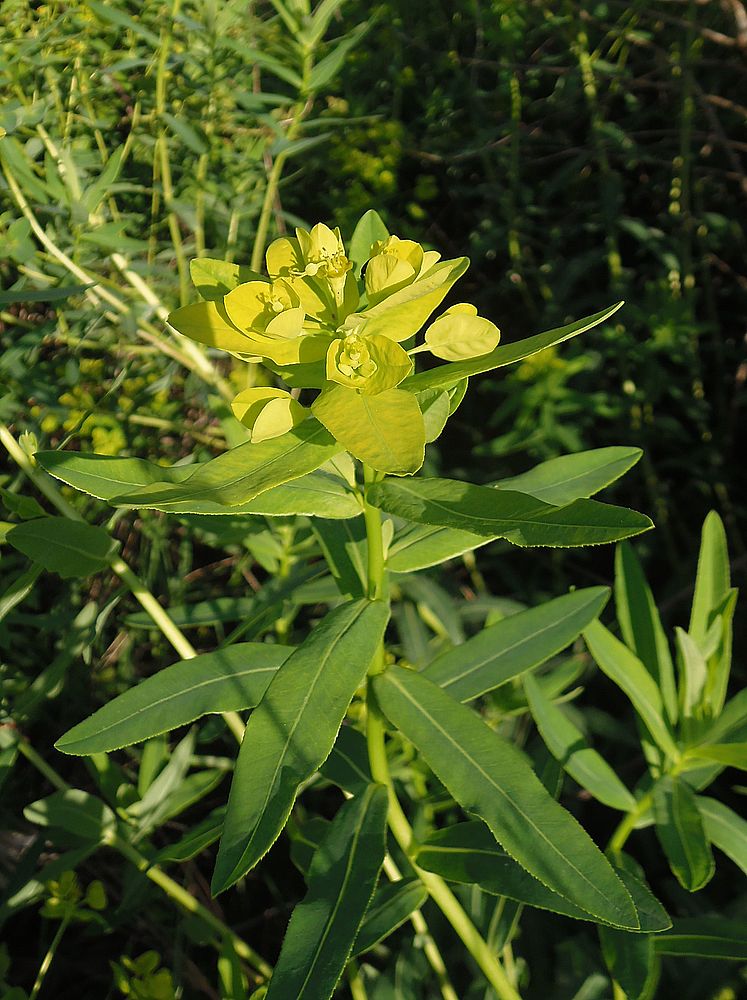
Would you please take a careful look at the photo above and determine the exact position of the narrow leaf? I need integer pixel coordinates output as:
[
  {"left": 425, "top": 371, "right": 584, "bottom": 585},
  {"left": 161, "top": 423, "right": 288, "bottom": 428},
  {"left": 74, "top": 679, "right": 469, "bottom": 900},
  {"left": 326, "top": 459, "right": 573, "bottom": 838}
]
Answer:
[
  {"left": 653, "top": 918, "right": 747, "bottom": 960},
  {"left": 615, "top": 542, "right": 678, "bottom": 724},
  {"left": 56, "top": 644, "right": 293, "bottom": 755},
  {"left": 415, "top": 822, "right": 668, "bottom": 931},
  {"left": 653, "top": 776, "right": 714, "bottom": 891},
  {"left": 497, "top": 447, "right": 642, "bottom": 507},
  {"left": 402, "top": 302, "right": 624, "bottom": 392},
  {"left": 373, "top": 666, "right": 638, "bottom": 928},
  {"left": 424, "top": 587, "right": 609, "bottom": 702},
  {"left": 368, "top": 477, "right": 652, "bottom": 547},
  {"left": 583, "top": 620, "right": 680, "bottom": 760},
  {"left": 110, "top": 421, "right": 342, "bottom": 511},
  {"left": 523, "top": 672, "right": 636, "bottom": 811},
  {"left": 213, "top": 600, "right": 389, "bottom": 892},
  {"left": 352, "top": 879, "right": 428, "bottom": 956},
  {"left": 698, "top": 796, "right": 747, "bottom": 876},
  {"left": 689, "top": 511, "right": 730, "bottom": 647},
  {"left": 265, "top": 786, "right": 388, "bottom": 1000}
]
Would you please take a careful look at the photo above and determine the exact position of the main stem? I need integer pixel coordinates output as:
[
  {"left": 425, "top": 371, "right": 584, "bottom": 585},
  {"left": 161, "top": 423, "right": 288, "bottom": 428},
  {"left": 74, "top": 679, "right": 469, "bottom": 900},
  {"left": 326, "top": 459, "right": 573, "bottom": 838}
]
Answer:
[{"left": 361, "top": 466, "right": 521, "bottom": 1000}]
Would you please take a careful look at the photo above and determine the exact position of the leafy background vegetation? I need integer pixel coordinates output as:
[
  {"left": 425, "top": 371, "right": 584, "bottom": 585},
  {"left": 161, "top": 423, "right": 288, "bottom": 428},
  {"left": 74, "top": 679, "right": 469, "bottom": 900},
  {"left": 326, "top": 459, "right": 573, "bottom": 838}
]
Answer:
[{"left": 0, "top": 1, "right": 745, "bottom": 998}]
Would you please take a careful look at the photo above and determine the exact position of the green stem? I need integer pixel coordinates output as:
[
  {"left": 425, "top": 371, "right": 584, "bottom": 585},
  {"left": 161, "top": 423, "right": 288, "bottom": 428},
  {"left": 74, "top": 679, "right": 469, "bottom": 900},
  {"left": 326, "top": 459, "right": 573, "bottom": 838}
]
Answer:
[
  {"left": 29, "top": 913, "right": 70, "bottom": 1000},
  {"left": 0, "top": 424, "right": 245, "bottom": 744},
  {"left": 381, "top": 855, "right": 459, "bottom": 1000},
  {"left": 361, "top": 467, "right": 521, "bottom": 1000}
]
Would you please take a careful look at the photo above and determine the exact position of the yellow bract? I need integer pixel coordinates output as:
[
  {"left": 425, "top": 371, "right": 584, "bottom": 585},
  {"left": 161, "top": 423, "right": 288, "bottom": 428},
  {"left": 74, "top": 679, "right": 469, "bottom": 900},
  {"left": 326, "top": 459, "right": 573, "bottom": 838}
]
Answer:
[
  {"left": 326, "top": 332, "right": 412, "bottom": 395},
  {"left": 231, "top": 386, "right": 307, "bottom": 443}
]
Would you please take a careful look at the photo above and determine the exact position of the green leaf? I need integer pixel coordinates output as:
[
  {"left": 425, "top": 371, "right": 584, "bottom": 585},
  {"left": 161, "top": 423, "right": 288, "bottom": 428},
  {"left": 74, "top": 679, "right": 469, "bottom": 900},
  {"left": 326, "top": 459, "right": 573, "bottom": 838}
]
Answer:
[
  {"left": 0, "top": 487, "right": 45, "bottom": 520},
  {"left": 312, "top": 519, "right": 368, "bottom": 598},
  {"left": 615, "top": 542, "right": 678, "bottom": 725},
  {"left": 583, "top": 620, "right": 680, "bottom": 760},
  {"left": 161, "top": 111, "right": 208, "bottom": 154},
  {"left": 523, "top": 672, "right": 636, "bottom": 811},
  {"left": 689, "top": 511, "right": 730, "bottom": 648},
  {"left": 368, "top": 478, "right": 652, "bottom": 547},
  {"left": 349, "top": 209, "right": 389, "bottom": 275},
  {"left": 155, "top": 807, "right": 225, "bottom": 864},
  {"left": 653, "top": 918, "right": 747, "bottom": 960},
  {"left": 415, "top": 822, "right": 668, "bottom": 931},
  {"left": 373, "top": 665, "right": 639, "bottom": 928},
  {"left": 417, "top": 389, "right": 451, "bottom": 443},
  {"left": 424, "top": 587, "right": 609, "bottom": 702},
  {"left": 56, "top": 644, "right": 293, "bottom": 755},
  {"left": 387, "top": 522, "right": 491, "bottom": 573},
  {"left": 265, "top": 785, "right": 388, "bottom": 1000},
  {"left": 109, "top": 421, "right": 342, "bottom": 511},
  {"left": 0, "top": 283, "right": 91, "bottom": 306},
  {"left": 599, "top": 925, "right": 656, "bottom": 1000},
  {"left": 312, "top": 386, "right": 425, "bottom": 475},
  {"left": 37, "top": 450, "right": 359, "bottom": 519},
  {"left": 675, "top": 627, "right": 709, "bottom": 720},
  {"left": 688, "top": 742, "right": 747, "bottom": 769},
  {"left": 352, "top": 879, "right": 428, "bottom": 956},
  {"left": 6, "top": 517, "right": 118, "bottom": 579},
  {"left": 24, "top": 789, "right": 116, "bottom": 844},
  {"left": 385, "top": 449, "right": 642, "bottom": 571},
  {"left": 403, "top": 302, "right": 624, "bottom": 392},
  {"left": 213, "top": 600, "right": 390, "bottom": 892},
  {"left": 498, "top": 447, "right": 642, "bottom": 507},
  {"left": 189, "top": 258, "right": 263, "bottom": 301},
  {"left": 698, "top": 797, "right": 747, "bottom": 876},
  {"left": 653, "top": 776, "right": 714, "bottom": 891},
  {"left": 307, "top": 22, "right": 369, "bottom": 92},
  {"left": 320, "top": 726, "right": 373, "bottom": 794}
]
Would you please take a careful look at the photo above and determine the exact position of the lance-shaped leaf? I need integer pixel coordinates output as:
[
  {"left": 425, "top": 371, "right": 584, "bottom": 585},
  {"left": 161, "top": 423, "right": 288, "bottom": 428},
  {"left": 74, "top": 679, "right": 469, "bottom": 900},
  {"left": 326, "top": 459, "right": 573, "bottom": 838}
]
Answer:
[
  {"left": 6, "top": 517, "right": 118, "bottom": 579},
  {"left": 653, "top": 918, "right": 747, "bottom": 960},
  {"left": 368, "top": 478, "right": 652, "bottom": 547},
  {"left": 403, "top": 301, "right": 624, "bottom": 392},
  {"left": 583, "top": 620, "right": 680, "bottom": 760},
  {"left": 386, "top": 447, "right": 642, "bottom": 571},
  {"left": 599, "top": 925, "right": 656, "bottom": 1000},
  {"left": 424, "top": 587, "right": 609, "bottom": 703},
  {"left": 313, "top": 385, "right": 425, "bottom": 476},
  {"left": 615, "top": 542, "right": 678, "bottom": 725},
  {"left": 373, "top": 665, "right": 638, "bottom": 928},
  {"left": 110, "top": 421, "right": 342, "bottom": 511},
  {"left": 689, "top": 511, "right": 730, "bottom": 648},
  {"left": 523, "top": 672, "right": 636, "bottom": 811},
  {"left": 653, "top": 776, "right": 715, "bottom": 892},
  {"left": 265, "top": 785, "right": 388, "bottom": 1000},
  {"left": 213, "top": 600, "right": 389, "bottom": 892},
  {"left": 415, "top": 821, "right": 668, "bottom": 931},
  {"left": 698, "top": 797, "right": 747, "bottom": 876},
  {"left": 320, "top": 725, "right": 373, "bottom": 794},
  {"left": 497, "top": 446, "right": 642, "bottom": 507},
  {"left": 56, "top": 644, "right": 294, "bottom": 755},
  {"left": 38, "top": 450, "right": 360, "bottom": 519},
  {"left": 352, "top": 879, "right": 428, "bottom": 956}
]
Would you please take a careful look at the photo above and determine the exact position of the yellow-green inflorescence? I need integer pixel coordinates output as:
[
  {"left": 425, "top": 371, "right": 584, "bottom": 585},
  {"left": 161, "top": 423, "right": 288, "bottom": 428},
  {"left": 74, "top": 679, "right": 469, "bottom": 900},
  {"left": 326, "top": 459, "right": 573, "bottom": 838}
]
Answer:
[{"left": 168, "top": 217, "right": 500, "bottom": 460}]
